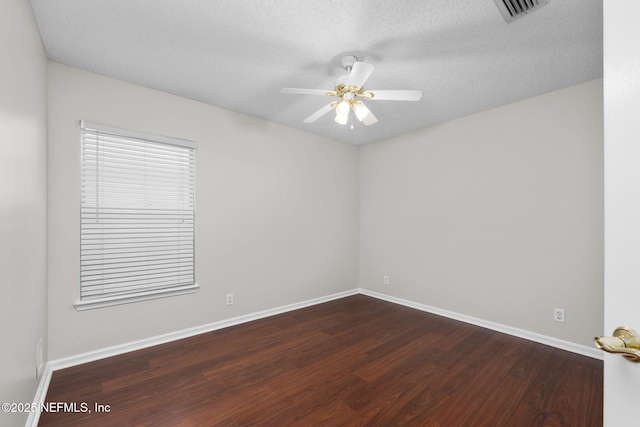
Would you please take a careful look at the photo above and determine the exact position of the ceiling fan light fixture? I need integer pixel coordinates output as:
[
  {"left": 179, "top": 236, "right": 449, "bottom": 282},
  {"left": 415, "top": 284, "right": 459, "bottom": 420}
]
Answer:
[
  {"left": 335, "top": 100, "right": 351, "bottom": 115},
  {"left": 335, "top": 110, "right": 349, "bottom": 125},
  {"left": 352, "top": 101, "right": 370, "bottom": 122}
]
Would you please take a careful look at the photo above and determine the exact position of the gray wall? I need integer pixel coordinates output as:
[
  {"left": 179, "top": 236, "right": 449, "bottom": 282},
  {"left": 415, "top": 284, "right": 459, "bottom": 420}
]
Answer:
[
  {"left": 359, "top": 79, "right": 603, "bottom": 347},
  {"left": 0, "top": 0, "right": 48, "bottom": 426},
  {"left": 47, "top": 63, "right": 360, "bottom": 360}
]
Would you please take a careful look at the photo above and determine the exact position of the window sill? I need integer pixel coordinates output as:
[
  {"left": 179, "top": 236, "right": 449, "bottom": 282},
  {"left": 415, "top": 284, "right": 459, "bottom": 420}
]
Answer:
[{"left": 74, "top": 284, "right": 200, "bottom": 311}]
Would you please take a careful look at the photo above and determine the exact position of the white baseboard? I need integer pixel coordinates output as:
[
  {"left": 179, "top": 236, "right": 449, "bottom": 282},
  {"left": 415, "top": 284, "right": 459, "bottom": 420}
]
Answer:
[
  {"left": 48, "top": 289, "right": 359, "bottom": 371},
  {"left": 29, "top": 286, "right": 601, "bottom": 427},
  {"left": 26, "top": 363, "right": 53, "bottom": 427},
  {"left": 47, "top": 287, "right": 603, "bottom": 371},
  {"left": 359, "top": 288, "right": 603, "bottom": 360}
]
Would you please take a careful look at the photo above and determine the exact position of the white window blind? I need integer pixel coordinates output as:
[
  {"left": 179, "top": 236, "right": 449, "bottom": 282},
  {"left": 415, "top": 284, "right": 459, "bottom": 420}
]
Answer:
[{"left": 77, "top": 121, "right": 198, "bottom": 310}]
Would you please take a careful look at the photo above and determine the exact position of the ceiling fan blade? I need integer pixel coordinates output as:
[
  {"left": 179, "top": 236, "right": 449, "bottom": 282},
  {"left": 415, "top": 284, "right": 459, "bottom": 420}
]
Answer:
[
  {"left": 346, "top": 62, "right": 374, "bottom": 88},
  {"left": 352, "top": 101, "right": 378, "bottom": 126},
  {"left": 281, "top": 88, "right": 330, "bottom": 96},
  {"left": 367, "top": 90, "right": 422, "bottom": 101},
  {"left": 303, "top": 103, "right": 335, "bottom": 123}
]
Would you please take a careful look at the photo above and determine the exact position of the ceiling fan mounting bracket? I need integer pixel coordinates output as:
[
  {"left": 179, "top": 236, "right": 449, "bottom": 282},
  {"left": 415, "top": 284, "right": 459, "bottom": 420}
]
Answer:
[
  {"left": 335, "top": 56, "right": 359, "bottom": 86},
  {"left": 340, "top": 55, "right": 359, "bottom": 71}
]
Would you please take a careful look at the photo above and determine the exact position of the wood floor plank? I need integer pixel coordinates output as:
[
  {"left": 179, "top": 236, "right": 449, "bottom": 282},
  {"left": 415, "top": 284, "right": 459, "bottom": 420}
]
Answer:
[
  {"left": 353, "top": 332, "right": 443, "bottom": 382},
  {"left": 38, "top": 295, "right": 602, "bottom": 426}
]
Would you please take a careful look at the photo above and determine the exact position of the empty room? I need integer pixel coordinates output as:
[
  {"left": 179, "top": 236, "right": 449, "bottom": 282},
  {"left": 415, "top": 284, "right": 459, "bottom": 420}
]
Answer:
[{"left": 2, "top": 0, "right": 640, "bottom": 426}]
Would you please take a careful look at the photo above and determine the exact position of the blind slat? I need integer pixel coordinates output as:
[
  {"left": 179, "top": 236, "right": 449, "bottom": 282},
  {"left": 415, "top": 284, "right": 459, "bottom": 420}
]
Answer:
[
  {"left": 81, "top": 247, "right": 194, "bottom": 257},
  {"left": 82, "top": 258, "right": 194, "bottom": 269}
]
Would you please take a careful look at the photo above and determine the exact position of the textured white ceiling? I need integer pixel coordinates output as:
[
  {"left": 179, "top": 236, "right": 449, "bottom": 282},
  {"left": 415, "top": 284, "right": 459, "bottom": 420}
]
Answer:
[{"left": 29, "top": 0, "right": 602, "bottom": 145}]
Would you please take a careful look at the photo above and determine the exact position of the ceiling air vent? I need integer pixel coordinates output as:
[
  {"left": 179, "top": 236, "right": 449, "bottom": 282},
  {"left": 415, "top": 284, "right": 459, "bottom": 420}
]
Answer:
[{"left": 493, "top": 0, "right": 549, "bottom": 23}]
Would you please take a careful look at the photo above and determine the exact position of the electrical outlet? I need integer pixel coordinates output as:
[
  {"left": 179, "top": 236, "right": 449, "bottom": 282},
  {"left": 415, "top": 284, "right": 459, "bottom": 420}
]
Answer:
[
  {"left": 383, "top": 275, "right": 390, "bottom": 285},
  {"left": 554, "top": 308, "right": 565, "bottom": 323},
  {"left": 226, "top": 293, "right": 234, "bottom": 305}
]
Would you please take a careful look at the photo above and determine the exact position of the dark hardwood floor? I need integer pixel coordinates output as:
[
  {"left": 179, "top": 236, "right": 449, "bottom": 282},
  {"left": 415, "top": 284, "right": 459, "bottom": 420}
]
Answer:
[{"left": 39, "top": 295, "right": 603, "bottom": 426}]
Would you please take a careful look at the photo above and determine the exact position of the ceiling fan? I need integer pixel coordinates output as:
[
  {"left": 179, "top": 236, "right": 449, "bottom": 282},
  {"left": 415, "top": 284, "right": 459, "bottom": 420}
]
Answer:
[{"left": 281, "top": 55, "right": 422, "bottom": 127}]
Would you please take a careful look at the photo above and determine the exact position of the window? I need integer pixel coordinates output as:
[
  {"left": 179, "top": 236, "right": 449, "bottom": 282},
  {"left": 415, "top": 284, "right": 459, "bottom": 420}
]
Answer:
[{"left": 76, "top": 121, "right": 198, "bottom": 310}]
